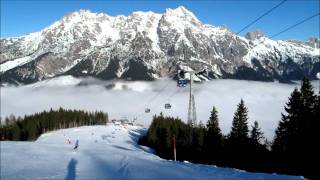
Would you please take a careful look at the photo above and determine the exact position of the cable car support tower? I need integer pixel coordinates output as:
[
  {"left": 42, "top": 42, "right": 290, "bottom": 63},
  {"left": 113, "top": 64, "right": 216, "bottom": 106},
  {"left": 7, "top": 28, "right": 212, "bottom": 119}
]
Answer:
[{"left": 187, "top": 71, "right": 197, "bottom": 127}]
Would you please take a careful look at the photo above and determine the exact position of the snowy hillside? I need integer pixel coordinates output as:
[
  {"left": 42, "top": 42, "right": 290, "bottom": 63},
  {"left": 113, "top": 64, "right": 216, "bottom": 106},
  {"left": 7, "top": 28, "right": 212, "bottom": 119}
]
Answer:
[
  {"left": 1, "top": 125, "right": 303, "bottom": 179},
  {"left": 0, "top": 6, "right": 319, "bottom": 85}
]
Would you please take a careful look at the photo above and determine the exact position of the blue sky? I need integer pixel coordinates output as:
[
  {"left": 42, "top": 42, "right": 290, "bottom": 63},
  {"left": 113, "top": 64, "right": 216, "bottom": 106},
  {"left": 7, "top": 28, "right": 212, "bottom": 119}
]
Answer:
[{"left": 1, "top": 0, "right": 319, "bottom": 41}]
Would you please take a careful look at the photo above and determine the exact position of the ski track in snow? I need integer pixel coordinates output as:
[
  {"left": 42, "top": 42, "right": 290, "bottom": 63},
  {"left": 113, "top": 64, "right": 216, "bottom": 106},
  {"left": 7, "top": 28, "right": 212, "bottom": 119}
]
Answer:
[{"left": 0, "top": 125, "right": 303, "bottom": 180}]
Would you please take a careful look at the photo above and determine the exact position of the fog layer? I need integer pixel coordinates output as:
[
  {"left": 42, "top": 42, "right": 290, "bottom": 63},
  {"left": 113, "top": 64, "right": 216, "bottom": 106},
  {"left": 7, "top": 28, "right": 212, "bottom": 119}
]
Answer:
[{"left": 2, "top": 77, "right": 313, "bottom": 139}]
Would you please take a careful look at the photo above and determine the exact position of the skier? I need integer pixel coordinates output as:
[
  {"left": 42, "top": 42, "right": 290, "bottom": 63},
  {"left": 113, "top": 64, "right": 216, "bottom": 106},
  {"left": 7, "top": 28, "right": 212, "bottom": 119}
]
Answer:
[
  {"left": 74, "top": 139, "right": 79, "bottom": 149},
  {"left": 67, "top": 138, "right": 71, "bottom": 144}
]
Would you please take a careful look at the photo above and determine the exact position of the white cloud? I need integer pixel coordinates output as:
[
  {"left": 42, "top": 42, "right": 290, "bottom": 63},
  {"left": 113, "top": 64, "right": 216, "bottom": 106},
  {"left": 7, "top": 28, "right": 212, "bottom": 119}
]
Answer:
[{"left": 2, "top": 77, "right": 317, "bottom": 139}]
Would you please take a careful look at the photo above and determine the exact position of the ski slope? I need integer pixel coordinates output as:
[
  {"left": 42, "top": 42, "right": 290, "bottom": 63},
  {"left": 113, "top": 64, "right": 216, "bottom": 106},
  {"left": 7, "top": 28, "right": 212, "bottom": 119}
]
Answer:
[{"left": 0, "top": 125, "right": 303, "bottom": 179}]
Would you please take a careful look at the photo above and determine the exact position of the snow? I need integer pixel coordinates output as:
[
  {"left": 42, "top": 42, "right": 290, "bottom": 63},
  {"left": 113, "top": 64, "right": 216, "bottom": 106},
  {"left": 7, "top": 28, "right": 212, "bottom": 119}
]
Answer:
[
  {"left": 243, "top": 37, "right": 320, "bottom": 64},
  {"left": 27, "top": 75, "right": 82, "bottom": 87},
  {"left": 165, "top": 6, "right": 201, "bottom": 26},
  {"left": 0, "top": 125, "right": 303, "bottom": 179},
  {"left": 127, "top": 11, "right": 162, "bottom": 53},
  {"left": 113, "top": 81, "right": 152, "bottom": 92},
  {"left": 212, "top": 64, "right": 222, "bottom": 76},
  {"left": 82, "top": 70, "right": 88, "bottom": 74},
  {"left": 203, "top": 26, "right": 232, "bottom": 39},
  {"left": 0, "top": 56, "right": 32, "bottom": 73},
  {"left": 1, "top": 6, "right": 319, "bottom": 81}
]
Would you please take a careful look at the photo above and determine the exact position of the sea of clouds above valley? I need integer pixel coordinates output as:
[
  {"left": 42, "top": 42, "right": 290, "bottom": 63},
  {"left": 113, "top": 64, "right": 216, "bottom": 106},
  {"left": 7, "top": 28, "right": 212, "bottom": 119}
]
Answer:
[{"left": 1, "top": 76, "right": 319, "bottom": 139}]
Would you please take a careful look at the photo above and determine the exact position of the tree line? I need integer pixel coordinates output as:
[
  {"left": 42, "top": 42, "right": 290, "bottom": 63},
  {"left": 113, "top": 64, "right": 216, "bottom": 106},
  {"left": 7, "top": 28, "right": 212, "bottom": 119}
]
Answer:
[
  {"left": 0, "top": 107, "right": 108, "bottom": 141},
  {"left": 139, "top": 78, "right": 319, "bottom": 179}
]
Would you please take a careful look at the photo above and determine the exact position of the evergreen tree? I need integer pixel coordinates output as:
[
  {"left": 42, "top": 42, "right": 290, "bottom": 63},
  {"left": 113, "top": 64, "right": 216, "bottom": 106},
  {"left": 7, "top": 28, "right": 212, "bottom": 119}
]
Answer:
[
  {"left": 206, "top": 106, "right": 222, "bottom": 136},
  {"left": 272, "top": 79, "right": 319, "bottom": 179},
  {"left": 300, "top": 78, "right": 318, "bottom": 143},
  {"left": 313, "top": 93, "right": 320, "bottom": 130},
  {"left": 0, "top": 108, "right": 108, "bottom": 141},
  {"left": 272, "top": 88, "right": 303, "bottom": 154},
  {"left": 225, "top": 99, "right": 251, "bottom": 168},
  {"left": 300, "top": 78, "right": 319, "bottom": 179},
  {"left": 300, "top": 78, "right": 316, "bottom": 145},
  {"left": 204, "top": 106, "right": 223, "bottom": 163},
  {"left": 250, "top": 121, "right": 264, "bottom": 146},
  {"left": 273, "top": 79, "right": 316, "bottom": 155},
  {"left": 312, "top": 93, "right": 320, "bottom": 154},
  {"left": 229, "top": 99, "right": 249, "bottom": 142},
  {"left": 300, "top": 77, "right": 316, "bottom": 110}
]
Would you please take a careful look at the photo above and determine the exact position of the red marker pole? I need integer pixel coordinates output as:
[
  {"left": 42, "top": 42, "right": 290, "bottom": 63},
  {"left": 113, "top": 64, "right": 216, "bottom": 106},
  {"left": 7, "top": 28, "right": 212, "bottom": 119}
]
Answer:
[{"left": 173, "top": 134, "right": 176, "bottom": 161}]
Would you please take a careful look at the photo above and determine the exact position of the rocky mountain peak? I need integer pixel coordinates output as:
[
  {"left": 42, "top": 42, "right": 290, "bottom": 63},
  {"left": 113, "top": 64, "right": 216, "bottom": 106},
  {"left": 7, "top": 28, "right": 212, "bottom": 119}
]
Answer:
[
  {"left": 163, "top": 6, "right": 201, "bottom": 26},
  {"left": 245, "top": 30, "right": 265, "bottom": 41},
  {"left": 64, "top": 9, "right": 100, "bottom": 19},
  {"left": 131, "top": 10, "right": 160, "bottom": 18},
  {"left": 307, "top": 37, "right": 320, "bottom": 48},
  {"left": 0, "top": 8, "right": 319, "bottom": 85}
]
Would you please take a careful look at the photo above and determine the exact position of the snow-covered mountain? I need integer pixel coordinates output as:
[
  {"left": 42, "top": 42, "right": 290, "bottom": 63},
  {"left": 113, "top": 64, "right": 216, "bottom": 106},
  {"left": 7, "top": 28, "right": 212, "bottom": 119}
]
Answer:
[
  {"left": 1, "top": 6, "right": 319, "bottom": 85},
  {"left": 0, "top": 124, "right": 303, "bottom": 179}
]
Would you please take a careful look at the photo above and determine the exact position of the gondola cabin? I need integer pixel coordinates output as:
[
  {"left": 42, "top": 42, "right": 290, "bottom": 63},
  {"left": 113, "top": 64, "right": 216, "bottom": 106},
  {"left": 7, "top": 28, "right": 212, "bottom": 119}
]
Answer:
[
  {"left": 145, "top": 108, "right": 151, "bottom": 113},
  {"left": 177, "top": 79, "right": 188, "bottom": 87},
  {"left": 165, "top": 103, "right": 172, "bottom": 109}
]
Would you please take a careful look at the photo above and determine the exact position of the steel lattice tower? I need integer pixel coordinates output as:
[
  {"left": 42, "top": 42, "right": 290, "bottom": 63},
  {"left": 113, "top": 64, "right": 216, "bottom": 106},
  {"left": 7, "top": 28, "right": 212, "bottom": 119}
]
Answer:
[{"left": 187, "top": 72, "right": 197, "bottom": 127}]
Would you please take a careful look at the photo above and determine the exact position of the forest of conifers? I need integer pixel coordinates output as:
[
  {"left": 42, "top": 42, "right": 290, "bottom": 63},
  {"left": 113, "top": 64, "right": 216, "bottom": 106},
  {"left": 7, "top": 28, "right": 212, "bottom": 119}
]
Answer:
[{"left": 0, "top": 108, "right": 108, "bottom": 141}]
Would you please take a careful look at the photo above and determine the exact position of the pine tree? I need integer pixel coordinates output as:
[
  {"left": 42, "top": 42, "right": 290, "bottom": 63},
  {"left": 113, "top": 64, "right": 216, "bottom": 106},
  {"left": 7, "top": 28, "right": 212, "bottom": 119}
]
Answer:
[
  {"left": 225, "top": 99, "right": 251, "bottom": 168},
  {"left": 300, "top": 78, "right": 316, "bottom": 143},
  {"left": 272, "top": 79, "right": 319, "bottom": 179},
  {"left": 0, "top": 108, "right": 108, "bottom": 141},
  {"left": 300, "top": 77, "right": 316, "bottom": 110},
  {"left": 312, "top": 93, "right": 320, "bottom": 152},
  {"left": 272, "top": 88, "right": 303, "bottom": 153},
  {"left": 300, "top": 78, "right": 319, "bottom": 179},
  {"left": 250, "top": 121, "right": 264, "bottom": 145},
  {"left": 206, "top": 106, "right": 222, "bottom": 136},
  {"left": 300, "top": 78, "right": 318, "bottom": 144},
  {"left": 204, "top": 106, "right": 223, "bottom": 163},
  {"left": 314, "top": 93, "right": 320, "bottom": 129},
  {"left": 229, "top": 99, "right": 249, "bottom": 142}
]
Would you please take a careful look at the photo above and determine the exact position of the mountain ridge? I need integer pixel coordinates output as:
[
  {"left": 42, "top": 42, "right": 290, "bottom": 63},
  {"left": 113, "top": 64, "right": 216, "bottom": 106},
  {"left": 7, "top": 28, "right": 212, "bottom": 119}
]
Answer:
[{"left": 1, "top": 6, "right": 319, "bottom": 85}]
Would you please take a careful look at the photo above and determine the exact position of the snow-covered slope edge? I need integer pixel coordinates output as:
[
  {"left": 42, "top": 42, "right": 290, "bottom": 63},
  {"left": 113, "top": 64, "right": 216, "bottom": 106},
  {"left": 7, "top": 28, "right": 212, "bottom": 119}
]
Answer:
[
  {"left": 0, "top": 6, "right": 319, "bottom": 85},
  {"left": 1, "top": 125, "right": 303, "bottom": 179}
]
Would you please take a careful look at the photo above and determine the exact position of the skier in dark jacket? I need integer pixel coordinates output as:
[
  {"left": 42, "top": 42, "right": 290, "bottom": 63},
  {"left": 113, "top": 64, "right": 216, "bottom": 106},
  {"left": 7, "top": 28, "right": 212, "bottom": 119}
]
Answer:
[{"left": 74, "top": 139, "right": 79, "bottom": 149}]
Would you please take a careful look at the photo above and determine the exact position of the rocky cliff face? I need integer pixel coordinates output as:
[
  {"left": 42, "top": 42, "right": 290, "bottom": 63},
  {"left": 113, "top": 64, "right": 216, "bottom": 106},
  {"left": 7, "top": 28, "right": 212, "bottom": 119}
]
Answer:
[{"left": 1, "top": 6, "right": 319, "bottom": 85}]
